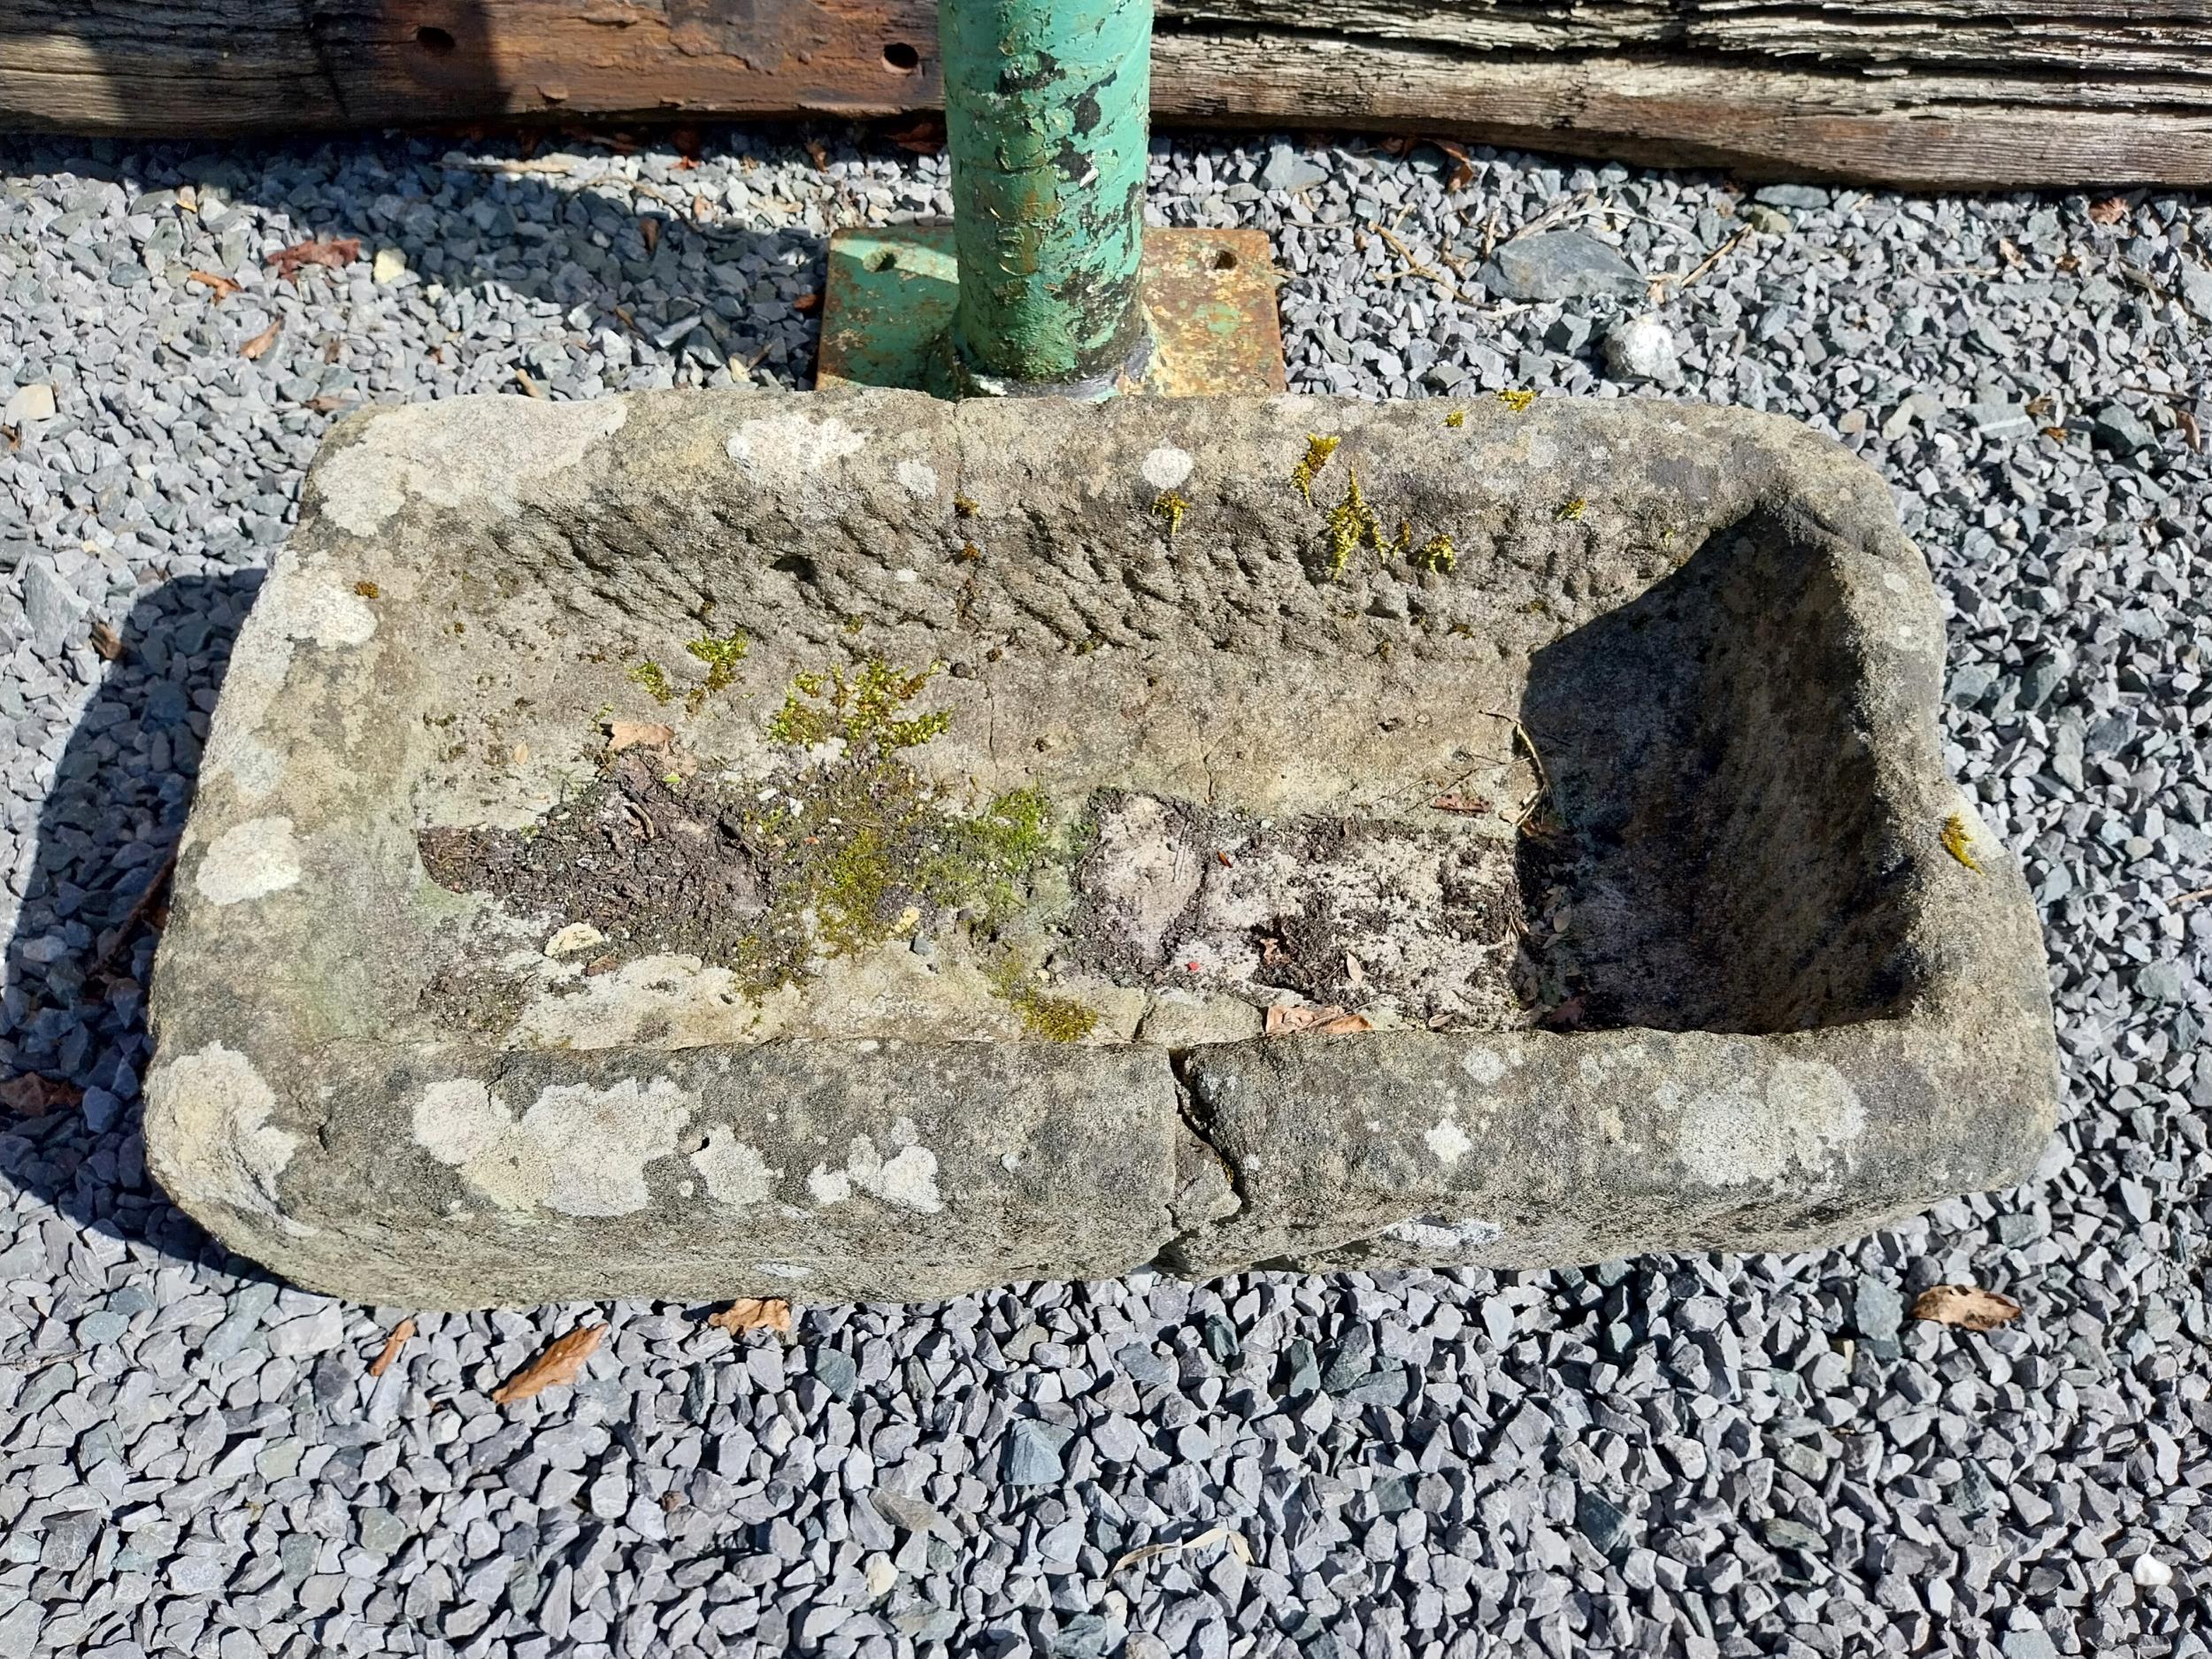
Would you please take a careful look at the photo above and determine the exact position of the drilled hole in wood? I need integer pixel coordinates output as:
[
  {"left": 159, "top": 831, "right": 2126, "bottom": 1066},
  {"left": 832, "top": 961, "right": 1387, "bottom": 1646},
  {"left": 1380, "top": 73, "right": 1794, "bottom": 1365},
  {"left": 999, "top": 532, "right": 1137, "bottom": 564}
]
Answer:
[
  {"left": 416, "top": 26, "right": 457, "bottom": 55},
  {"left": 882, "top": 42, "right": 921, "bottom": 73}
]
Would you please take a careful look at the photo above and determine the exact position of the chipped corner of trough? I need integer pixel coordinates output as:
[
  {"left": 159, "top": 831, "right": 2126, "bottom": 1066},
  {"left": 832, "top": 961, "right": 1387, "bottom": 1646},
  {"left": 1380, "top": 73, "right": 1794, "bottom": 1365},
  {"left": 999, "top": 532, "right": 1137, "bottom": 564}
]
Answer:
[{"left": 142, "top": 385, "right": 2062, "bottom": 1310}]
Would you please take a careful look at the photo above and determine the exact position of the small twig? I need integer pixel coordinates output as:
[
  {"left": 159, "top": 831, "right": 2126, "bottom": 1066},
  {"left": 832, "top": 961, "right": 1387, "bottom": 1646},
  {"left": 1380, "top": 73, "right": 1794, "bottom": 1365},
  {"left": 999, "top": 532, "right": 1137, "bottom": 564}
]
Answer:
[
  {"left": 1659, "top": 228, "right": 1749, "bottom": 297},
  {"left": 1502, "top": 189, "right": 1595, "bottom": 248},
  {"left": 92, "top": 844, "right": 180, "bottom": 972},
  {"left": 1375, "top": 226, "right": 1479, "bottom": 304},
  {"left": 2174, "top": 887, "right": 2212, "bottom": 909},
  {"left": 442, "top": 155, "right": 578, "bottom": 177},
  {"left": 1481, "top": 710, "right": 1552, "bottom": 829}
]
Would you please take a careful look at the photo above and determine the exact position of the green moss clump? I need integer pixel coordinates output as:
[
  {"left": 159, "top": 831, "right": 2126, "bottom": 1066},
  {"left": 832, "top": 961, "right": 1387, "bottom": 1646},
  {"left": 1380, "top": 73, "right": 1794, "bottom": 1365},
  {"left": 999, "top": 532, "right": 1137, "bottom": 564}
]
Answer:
[
  {"left": 1292, "top": 433, "right": 1341, "bottom": 503},
  {"left": 988, "top": 956, "right": 1098, "bottom": 1043},
  {"left": 627, "top": 660, "right": 675, "bottom": 704},
  {"left": 767, "top": 658, "right": 952, "bottom": 755},
  {"left": 1413, "top": 533, "right": 1455, "bottom": 574},
  {"left": 1325, "top": 469, "right": 1379, "bottom": 579},
  {"left": 685, "top": 630, "right": 749, "bottom": 693}
]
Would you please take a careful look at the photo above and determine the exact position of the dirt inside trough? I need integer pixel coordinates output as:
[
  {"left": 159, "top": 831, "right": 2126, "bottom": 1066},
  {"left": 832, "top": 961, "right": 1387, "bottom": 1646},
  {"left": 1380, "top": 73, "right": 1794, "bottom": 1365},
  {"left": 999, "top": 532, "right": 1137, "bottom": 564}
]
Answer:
[{"left": 415, "top": 660, "right": 1563, "bottom": 1041}]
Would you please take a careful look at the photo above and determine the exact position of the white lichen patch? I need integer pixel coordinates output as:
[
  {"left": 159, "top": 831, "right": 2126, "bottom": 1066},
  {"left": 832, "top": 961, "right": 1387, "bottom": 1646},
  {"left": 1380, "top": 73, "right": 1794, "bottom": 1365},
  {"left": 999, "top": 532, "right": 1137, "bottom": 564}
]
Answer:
[
  {"left": 413, "top": 1074, "right": 694, "bottom": 1217},
  {"left": 1665, "top": 1057, "right": 1866, "bottom": 1187},
  {"left": 1459, "top": 1047, "right": 1509, "bottom": 1087},
  {"left": 543, "top": 922, "right": 605, "bottom": 958},
  {"left": 144, "top": 1044, "right": 308, "bottom": 1233},
  {"left": 895, "top": 458, "right": 939, "bottom": 499},
  {"left": 1381, "top": 1216, "right": 1503, "bottom": 1256},
  {"left": 511, "top": 954, "right": 758, "bottom": 1050},
  {"left": 1141, "top": 445, "right": 1194, "bottom": 490},
  {"left": 805, "top": 1116, "right": 942, "bottom": 1214},
  {"left": 1424, "top": 1118, "right": 1474, "bottom": 1167},
  {"left": 276, "top": 578, "right": 379, "bottom": 649},
  {"left": 193, "top": 816, "right": 303, "bottom": 905},
  {"left": 726, "top": 410, "right": 868, "bottom": 497},
  {"left": 314, "top": 396, "right": 628, "bottom": 534}
]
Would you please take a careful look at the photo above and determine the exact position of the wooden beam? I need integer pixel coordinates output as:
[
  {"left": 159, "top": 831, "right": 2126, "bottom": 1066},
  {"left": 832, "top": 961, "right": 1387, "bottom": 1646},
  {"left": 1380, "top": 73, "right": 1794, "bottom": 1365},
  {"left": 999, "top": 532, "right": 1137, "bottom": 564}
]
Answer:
[{"left": 1, "top": 0, "right": 2207, "bottom": 185}]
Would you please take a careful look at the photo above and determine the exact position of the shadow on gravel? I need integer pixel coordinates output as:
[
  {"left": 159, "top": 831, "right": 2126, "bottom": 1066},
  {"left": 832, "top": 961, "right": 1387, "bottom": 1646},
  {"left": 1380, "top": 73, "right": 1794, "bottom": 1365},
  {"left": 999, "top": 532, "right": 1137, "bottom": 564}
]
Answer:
[
  {"left": 2, "top": 575, "right": 265, "bottom": 1280},
  {"left": 7, "top": 123, "right": 833, "bottom": 383}
]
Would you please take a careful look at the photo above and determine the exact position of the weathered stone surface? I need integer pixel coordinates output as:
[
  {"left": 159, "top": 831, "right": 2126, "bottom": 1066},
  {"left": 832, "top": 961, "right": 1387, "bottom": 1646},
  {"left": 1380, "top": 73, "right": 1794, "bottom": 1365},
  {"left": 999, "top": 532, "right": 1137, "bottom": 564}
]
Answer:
[{"left": 145, "top": 386, "right": 2058, "bottom": 1308}]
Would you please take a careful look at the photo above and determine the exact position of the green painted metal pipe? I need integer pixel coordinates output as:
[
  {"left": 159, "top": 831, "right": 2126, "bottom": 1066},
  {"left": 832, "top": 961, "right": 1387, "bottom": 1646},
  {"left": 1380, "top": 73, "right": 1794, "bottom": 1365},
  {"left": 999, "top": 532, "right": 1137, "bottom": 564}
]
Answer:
[{"left": 938, "top": 0, "right": 1153, "bottom": 394}]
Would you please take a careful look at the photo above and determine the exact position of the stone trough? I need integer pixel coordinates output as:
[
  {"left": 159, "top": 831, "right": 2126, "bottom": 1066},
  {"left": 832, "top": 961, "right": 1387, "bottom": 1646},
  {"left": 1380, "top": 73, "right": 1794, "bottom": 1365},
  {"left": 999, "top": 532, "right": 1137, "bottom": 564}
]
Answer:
[{"left": 143, "top": 388, "right": 2060, "bottom": 1310}]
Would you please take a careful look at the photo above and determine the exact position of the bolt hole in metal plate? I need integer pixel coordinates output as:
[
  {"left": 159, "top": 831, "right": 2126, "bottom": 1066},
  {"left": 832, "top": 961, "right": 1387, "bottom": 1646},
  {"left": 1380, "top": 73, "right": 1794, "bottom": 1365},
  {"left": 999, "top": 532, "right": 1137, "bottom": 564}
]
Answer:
[{"left": 818, "top": 225, "right": 1288, "bottom": 396}]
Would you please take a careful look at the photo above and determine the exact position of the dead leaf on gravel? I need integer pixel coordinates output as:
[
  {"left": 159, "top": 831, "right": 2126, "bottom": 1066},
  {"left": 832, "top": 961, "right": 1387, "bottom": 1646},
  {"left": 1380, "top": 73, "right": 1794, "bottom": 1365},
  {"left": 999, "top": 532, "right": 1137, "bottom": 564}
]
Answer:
[
  {"left": 491, "top": 1323, "right": 605, "bottom": 1403},
  {"left": 1, "top": 1073, "right": 81, "bottom": 1117},
  {"left": 606, "top": 720, "right": 676, "bottom": 753},
  {"left": 707, "top": 1298, "right": 793, "bottom": 1337},
  {"left": 368, "top": 1317, "right": 416, "bottom": 1377},
  {"left": 2086, "top": 196, "right": 2130, "bottom": 226},
  {"left": 240, "top": 319, "right": 281, "bottom": 360},
  {"left": 885, "top": 119, "right": 944, "bottom": 155},
  {"left": 305, "top": 393, "right": 358, "bottom": 414},
  {"left": 1910, "top": 1284, "right": 2022, "bottom": 1333},
  {"left": 640, "top": 217, "right": 660, "bottom": 254},
  {"left": 1265, "top": 1004, "right": 1374, "bottom": 1037},
  {"left": 187, "top": 270, "right": 242, "bottom": 299},
  {"left": 88, "top": 621, "right": 125, "bottom": 662},
  {"left": 268, "top": 235, "right": 362, "bottom": 279}
]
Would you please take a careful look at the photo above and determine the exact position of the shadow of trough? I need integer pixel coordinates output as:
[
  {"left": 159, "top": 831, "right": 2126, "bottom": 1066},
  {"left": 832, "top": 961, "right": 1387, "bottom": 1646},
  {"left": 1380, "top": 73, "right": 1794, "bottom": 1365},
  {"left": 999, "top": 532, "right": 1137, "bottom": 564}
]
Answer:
[
  {"left": 3, "top": 577, "right": 263, "bottom": 1280},
  {"left": 1517, "top": 511, "right": 1917, "bottom": 1038}
]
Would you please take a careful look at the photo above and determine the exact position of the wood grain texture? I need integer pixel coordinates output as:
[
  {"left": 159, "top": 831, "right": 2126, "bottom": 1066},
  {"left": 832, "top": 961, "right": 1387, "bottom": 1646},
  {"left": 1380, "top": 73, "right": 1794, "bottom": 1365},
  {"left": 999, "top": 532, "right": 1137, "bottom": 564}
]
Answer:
[{"left": 2, "top": 0, "right": 2208, "bottom": 184}]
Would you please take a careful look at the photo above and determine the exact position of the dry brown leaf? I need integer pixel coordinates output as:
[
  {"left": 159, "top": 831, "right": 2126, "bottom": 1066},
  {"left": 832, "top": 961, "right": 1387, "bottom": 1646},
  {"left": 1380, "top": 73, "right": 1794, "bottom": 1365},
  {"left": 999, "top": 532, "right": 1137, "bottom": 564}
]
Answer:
[
  {"left": 514, "top": 368, "right": 545, "bottom": 400},
  {"left": 639, "top": 217, "right": 660, "bottom": 254},
  {"left": 239, "top": 319, "right": 281, "bottom": 360},
  {"left": 1, "top": 1073, "right": 81, "bottom": 1117},
  {"left": 1431, "top": 138, "right": 1477, "bottom": 193},
  {"left": 805, "top": 139, "right": 831, "bottom": 170},
  {"left": 793, "top": 290, "right": 821, "bottom": 313},
  {"left": 1265, "top": 1004, "right": 1374, "bottom": 1037},
  {"left": 885, "top": 119, "right": 944, "bottom": 155},
  {"left": 305, "top": 393, "right": 357, "bottom": 414},
  {"left": 2041, "top": 426, "right": 2069, "bottom": 442},
  {"left": 1910, "top": 1284, "right": 2022, "bottom": 1333},
  {"left": 491, "top": 1324, "right": 605, "bottom": 1404},
  {"left": 269, "top": 235, "right": 362, "bottom": 279},
  {"left": 607, "top": 720, "right": 675, "bottom": 753},
  {"left": 368, "top": 1316, "right": 416, "bottom": 1378},
  {"left": 88, "top": 621, "right": 125, "bottom": 662},
  {"left": 188, "top": 270, "right": 242, "bottom": 300},
  {"left": 1538, "top": 995, "right": 1591, "bottom": 1032},
  {"left": 355, "top": 580, "right": 380, "bottom": 598},
  {"left": 707, "top": 1298, "right": 793, "bottom": 1337},
  {"left": 1430, "top": 792, "right": 1491, "bottom": 815},
  {"left": 2086, "top": 196, "right": 2129, "bottom": 226}
]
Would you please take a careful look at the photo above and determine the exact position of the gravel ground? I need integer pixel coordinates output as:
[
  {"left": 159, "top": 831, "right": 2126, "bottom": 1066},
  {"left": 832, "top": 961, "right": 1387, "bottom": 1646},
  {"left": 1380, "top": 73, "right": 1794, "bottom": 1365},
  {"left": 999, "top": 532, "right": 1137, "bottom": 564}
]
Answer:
[{"left": 3, "top": 127, "right": 2209, "bottom": 1659}]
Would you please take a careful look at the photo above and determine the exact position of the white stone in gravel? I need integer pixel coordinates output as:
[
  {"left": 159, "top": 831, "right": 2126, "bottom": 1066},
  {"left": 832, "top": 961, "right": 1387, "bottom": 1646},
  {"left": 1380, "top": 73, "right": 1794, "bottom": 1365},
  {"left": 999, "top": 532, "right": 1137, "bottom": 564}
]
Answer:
[
  {"left": 3, "top": 382, "right": 55, "bottom": 425},
  {"left": 1604, "top": 315, "right": 1680, "bottom": 386}
]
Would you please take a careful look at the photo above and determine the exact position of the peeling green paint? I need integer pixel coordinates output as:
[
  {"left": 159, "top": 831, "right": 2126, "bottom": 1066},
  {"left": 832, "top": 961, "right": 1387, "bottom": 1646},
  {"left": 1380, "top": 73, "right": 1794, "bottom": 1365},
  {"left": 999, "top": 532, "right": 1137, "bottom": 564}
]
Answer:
[{"left": 940, "top": 0, "right": 1152, "bottom": 390}]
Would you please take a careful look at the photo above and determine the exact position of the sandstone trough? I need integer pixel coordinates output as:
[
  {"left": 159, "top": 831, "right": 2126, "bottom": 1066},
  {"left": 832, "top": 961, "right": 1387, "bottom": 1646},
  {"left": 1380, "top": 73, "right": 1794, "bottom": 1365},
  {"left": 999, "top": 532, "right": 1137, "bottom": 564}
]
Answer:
[{"left": 143, "top": 388, "right": 2060, "bottom": 1309}]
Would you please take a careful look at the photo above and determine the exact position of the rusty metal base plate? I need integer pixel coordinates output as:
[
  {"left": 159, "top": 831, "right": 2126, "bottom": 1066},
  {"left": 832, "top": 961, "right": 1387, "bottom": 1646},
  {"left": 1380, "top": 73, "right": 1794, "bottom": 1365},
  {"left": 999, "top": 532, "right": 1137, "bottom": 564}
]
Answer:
[{"left": 817, "top": 225, "right": 1286, "bottom": 397}]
